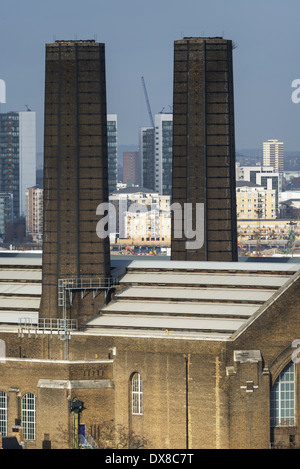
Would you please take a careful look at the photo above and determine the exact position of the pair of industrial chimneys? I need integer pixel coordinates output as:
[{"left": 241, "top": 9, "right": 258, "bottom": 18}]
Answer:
[{"left": 40, "top": 37, "right": 237, "bottom": 325}]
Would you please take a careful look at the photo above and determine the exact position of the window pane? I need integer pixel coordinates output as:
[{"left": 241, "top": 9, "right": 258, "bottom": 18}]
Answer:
[
  {"left": 132, "top": 373, "right": 143, "bottom": 415},
  {"left": 0, "top": 392, "right": 7, "bottom": 436},
  {"left": 22, "top": 393, "right": 36, "bottom": 440},
  {"left": 270, "top": 362, "right": 295, "bottom": 427}
]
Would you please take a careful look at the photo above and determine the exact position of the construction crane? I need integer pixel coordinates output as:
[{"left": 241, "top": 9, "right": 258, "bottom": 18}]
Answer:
[{"left": 141, "top": 76, "right": 154, "bottom": 127}]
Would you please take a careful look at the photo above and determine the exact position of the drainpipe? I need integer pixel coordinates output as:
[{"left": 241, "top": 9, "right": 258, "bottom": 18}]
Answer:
[{"left": 184, "top": 354, "right": 191, "bottom": 449}]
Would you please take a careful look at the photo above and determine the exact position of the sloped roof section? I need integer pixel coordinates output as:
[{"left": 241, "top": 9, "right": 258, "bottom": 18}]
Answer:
[
  {"left": 85, "top": 260, "right": 300, "bottom": 341},
  {"left": 0, "top": 252, "right": 298, "bottom": 341},
  {"left": 0, "top": 252, "right": 42, "bottom": 324}
]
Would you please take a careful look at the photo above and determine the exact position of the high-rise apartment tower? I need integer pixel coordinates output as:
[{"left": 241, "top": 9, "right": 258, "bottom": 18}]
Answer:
[
  {"left": 263, "top": 139, "right": 284, "bottom": 174},
  {"left": 123, "top": 151, "right": 140, "bottom": 186},
  {"left": 154, "top": 113, "right": 173, "bottom": 195},
  {"left": 140, "top": 126, "right": 155, "bottom": 191},
  {"left": 0, "top": 111, "right": 36, "bottom": 219},
  {"left": 140, "top": 113, "right": 173, "bottom": 195},
  {"left": 107, "top": 114, "right": 118, "bottom": 193},
  {"left": 40, "top": 40, "right": 111, "bottom": 324},
  {"left": 171, "top": 37, "right": 237, "bottom": 261},
  {"left": 26, "top": 186, "right": 43, "bottom": 242}
]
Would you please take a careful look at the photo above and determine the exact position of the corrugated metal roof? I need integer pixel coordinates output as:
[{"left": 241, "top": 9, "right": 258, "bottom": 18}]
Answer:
[
  {"left": 0, "top": 297, "right": 40, "bottom": 309},
  {"left": 0, "top": 253, "right": 298, "bottom": 338},
  {"left": 0, "top": 284, "right": 41, "bottom": 295},
  {"left": 102, "top": 300, "right": 257, "bottom": 318},
  {"left": 85, "top": 260, "right": 299, "bottom": 339},
  {"left": 120, "top": 272, "right": 288, "bottom": 288},
  {"left": 115, "top": 286, "right": 275, "bottom": 303},
  {"left": 0, "top": 270, "right": 42, "bottom": 281},
  {"left": 87, "top": 314, "right": 245, "bottom": 333},
  {"left": 112, "top": 258, "right": 300, "bottom": 272},
  {"left": 0, "top": 311, "right": 38, "bottom": 323},
  {"left": 0, "top": 253, "right": 42, "bottom": 324}
]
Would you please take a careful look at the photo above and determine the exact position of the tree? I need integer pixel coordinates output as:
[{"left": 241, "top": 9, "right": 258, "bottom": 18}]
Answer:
[{"left": 82, "top": 420, "right": 149, "bottom": 450}]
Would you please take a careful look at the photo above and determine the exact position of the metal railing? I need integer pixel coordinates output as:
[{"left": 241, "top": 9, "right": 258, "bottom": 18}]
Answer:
[
  {"left": 18, "top": 317, "right": 78, "bottom": 331},
  {"left": 58, "top": 277, "right": 119, "bottom": 308}
]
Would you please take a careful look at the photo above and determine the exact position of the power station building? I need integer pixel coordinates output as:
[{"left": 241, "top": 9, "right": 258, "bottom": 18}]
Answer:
[{"left": 0, "top": 39, "right": 299, "bottom": 451}]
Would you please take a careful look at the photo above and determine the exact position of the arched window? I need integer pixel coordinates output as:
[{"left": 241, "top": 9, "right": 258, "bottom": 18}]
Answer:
[
  {"left": 132, "top": 373, "right": 143, "bottom": 415},
  {"left": 0, "top": 391, "right": 7, "bottom": 436},
  {"left": 21, "top": 393, "right": 36, "bottom": 440},
  {"left": 270, "top": 361, "right": 295, "bottom": 427}
]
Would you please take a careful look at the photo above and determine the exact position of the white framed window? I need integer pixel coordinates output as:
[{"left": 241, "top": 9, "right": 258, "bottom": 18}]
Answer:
[
  {"left": 22, "top": 393, "right": 36, "bottom": 440},
  {"left": 0, "top": 391, "right": 7, "bottom": 436},
  {"left": 132, "top": 373, "right": 143, "bottom": 415},
  {"left": 270, "top": 361, "right": 295, "bottom": 427}
]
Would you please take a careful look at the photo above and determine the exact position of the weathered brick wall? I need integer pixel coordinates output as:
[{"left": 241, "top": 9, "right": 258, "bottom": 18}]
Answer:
[
  {"left": 40, "top": 40, "right": 110, "bottom": 325},
  {"left": 225, "top": 271, "right": 300, "bottom": 448},
  {"left": 0, "top": 272, "right": 299, "bottom": 449},
  {"left": 171, "top": 37, "right": 237, "bottom": 262}
]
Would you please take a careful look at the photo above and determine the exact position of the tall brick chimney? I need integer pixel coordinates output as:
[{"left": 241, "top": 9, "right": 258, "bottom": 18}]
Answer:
[
  {"left": 171, "top": 37, "right": 237, "bottom": 261},
  {"left": 40, "top": 40, "right": 111, "bottom": 326}
]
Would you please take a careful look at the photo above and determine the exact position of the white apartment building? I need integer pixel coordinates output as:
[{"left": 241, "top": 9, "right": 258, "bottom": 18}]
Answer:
[
  {"left": 154, "top": 113, "right": 173, "bottom": 195},
  {"left": 25, "top": 186, "right": 43, "bottom": 242},
  {"left": 236, "top": 182, "right": 277, "bottom": 219},
  {"left": 140, "top": 113, "right": 173, "bottom": 195},
  {"left": 109, "top": 187, "right": 170, "bottom": 240},
  {"left": 124, "top": 206, "right": 170, "bottom": 243},
  {"left": 236, "top": 164, "right": 281, "bottom": 212},
  {"left": 263, "top": 139, "right": 284, "bottom": 173}
]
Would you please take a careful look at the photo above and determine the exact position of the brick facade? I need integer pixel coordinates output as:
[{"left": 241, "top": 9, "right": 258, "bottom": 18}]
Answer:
[{"left": 0, "top": 269, "right": 299, "bottom": 449}]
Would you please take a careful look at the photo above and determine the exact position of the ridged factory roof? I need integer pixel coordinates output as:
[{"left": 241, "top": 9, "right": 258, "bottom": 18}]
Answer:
[
  {"left": 0, "top": 252, "right": 299, "bottom": 341},
  {"left": 85, "top": 259, "right": 300, "bottom": 341},
  {"left": 0, "top": 252, "right": 42, "bottom": 323}
]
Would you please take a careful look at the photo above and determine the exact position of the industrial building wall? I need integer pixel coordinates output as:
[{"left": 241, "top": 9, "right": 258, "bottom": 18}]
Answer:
[{"left": 0, "top": 272, "right": 300, "bottom": 452}]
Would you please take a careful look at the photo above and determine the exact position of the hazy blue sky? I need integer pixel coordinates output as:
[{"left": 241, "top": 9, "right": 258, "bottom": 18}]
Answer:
[{"left": 1, "top": 0, "right": 300, "bottom": 155}]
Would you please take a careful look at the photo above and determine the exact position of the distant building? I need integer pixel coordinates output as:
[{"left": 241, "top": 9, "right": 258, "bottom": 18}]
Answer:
[
  {"left": 263, "top": 139, "right": 284, "bottom": 173},
  {"left": 236, "top": 181, "right": 276, "bottom": 219},
  {"left": 0, "top": 192, "right": 13, "bottom": 237},
  {"left": 139, "top": 126, "right": 155, "bottom": 192},
  {"left": 107, "top": 114, "right": 118, "bottom": 193},
  {"left": 154, "top": 113, "right": 173, "bottom": 195},
  {"left": 124, "top": 205, "right": 170, "bottom": 244},
  {"left": 237, "top": 165, "right": 281, "bottom": 213},
  {"left": 279, "top": 199, "right": 300, "bottom": 219},
  {"left": 236, "top": 164, "right": 273, "bottom": 183},
  {"left": 25, "top": 186, "right": 43, "bottom": 242},
  {"left": 0, "top": 111, "right": 36, "bottom": 218},
  {"left": 140, "top": 113, "right": 173, "bottom": 195},
  {"left": 123, "top": 151, "right": 140, "bottom": 186},
  {"left": 109, "top": 187, "right": 170, "bottom": 241}
]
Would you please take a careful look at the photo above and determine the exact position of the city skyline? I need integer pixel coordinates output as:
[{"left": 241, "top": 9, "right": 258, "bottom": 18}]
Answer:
[{"left": 0, "top": 0, "right": 300, "bottom": 155}]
